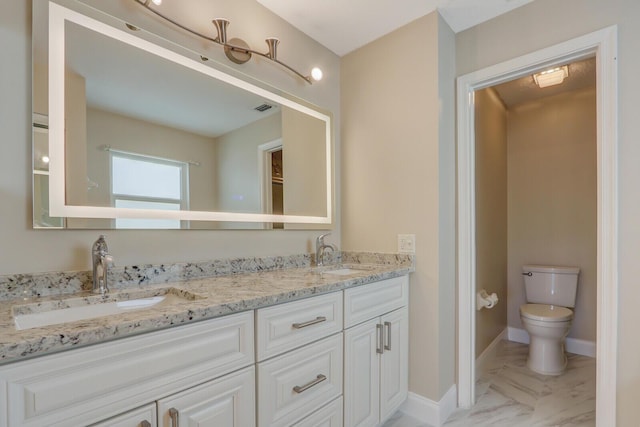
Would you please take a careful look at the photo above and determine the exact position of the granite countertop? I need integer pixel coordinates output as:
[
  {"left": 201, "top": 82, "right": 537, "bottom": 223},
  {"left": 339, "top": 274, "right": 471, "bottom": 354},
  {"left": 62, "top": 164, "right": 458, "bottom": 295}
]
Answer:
[{"left": 0, "top": 259, "right": 413, "bottom": 365}]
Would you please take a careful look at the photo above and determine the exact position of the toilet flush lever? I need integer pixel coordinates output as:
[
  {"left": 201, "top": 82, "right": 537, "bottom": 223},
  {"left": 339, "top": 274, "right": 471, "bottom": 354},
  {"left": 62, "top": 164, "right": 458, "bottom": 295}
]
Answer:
[{"left": 522, "top": 272, "right": 532, "bottom": 276}]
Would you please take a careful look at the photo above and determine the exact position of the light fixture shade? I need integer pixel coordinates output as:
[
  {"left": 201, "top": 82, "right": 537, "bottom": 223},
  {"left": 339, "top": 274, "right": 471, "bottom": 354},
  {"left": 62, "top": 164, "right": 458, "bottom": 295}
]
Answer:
[
  {"left": 212, "top": 18, "right": 230, "bottom": 44},
  {"left": 533, "top": 65, "right": 569, "bottom": 88},
  {"left": 265, "top": 38, "right": 279, "bottom": 60}
]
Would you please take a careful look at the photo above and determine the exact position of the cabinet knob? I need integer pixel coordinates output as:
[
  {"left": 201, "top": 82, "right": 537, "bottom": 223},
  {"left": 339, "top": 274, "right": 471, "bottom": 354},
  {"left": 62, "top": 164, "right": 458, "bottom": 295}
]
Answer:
[
  {"left": 169, "top": 407, "right": 180, "bottom": 427},
  {"left": 140, "top": 421, "right": 151, "bottom": 427},
  {"left": 376, "top": 323, "right": 384, "bottom": 354}
]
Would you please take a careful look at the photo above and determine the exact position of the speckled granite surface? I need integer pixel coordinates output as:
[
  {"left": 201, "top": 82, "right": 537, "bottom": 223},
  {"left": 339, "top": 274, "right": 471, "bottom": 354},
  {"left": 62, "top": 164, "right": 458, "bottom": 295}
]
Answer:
[{"left": 0, "top": 252, "right": 413, "bottom": 365}]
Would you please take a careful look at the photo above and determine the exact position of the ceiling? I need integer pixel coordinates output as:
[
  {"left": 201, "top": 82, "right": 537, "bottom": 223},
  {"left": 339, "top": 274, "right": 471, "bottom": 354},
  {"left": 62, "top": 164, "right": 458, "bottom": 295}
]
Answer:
[
  {"left": 492, "top": 57, "right": 596, "bottom": 109},
  {"left": 256, "top": 0, "right": 536, "bottom": 56}
]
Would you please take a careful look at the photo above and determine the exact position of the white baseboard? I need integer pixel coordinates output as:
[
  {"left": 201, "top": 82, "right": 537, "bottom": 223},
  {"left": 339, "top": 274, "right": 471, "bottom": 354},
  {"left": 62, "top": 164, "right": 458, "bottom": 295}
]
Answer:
[
  {"left": 400, "top": 384, "right": 457, "bottom": 427},
  {"left": 507, "top": 326, "right": 596, "bottom": 358},
  {"left": 475, "top": 328, "right": 508, "bottom": 380}
]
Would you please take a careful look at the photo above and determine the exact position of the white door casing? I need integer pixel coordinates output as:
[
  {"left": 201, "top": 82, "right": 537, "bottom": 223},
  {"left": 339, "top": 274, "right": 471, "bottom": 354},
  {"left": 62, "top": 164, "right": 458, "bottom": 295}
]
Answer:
[{"left": 456, "top": 26, "right": 618, "bottom": 427}]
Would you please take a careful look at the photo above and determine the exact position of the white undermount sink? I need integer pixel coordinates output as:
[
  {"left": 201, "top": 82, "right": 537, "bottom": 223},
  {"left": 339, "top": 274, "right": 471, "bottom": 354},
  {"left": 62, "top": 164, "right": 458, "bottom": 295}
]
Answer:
[
  {"left": 320, "top": 267, "right": 368, "bottom": 276},
  {"left": 13, "top": 288, "right": 200, "bottom": 331}
]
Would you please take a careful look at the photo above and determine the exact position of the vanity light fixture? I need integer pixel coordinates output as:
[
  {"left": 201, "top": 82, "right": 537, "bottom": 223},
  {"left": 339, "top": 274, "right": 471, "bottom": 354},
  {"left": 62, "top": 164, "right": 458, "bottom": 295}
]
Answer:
[
  {"left": 131, "top": 0, "right": 323, "bottom": 84},
  {"left": 533, "top": 65, "right": 569, "bottom": 88}
]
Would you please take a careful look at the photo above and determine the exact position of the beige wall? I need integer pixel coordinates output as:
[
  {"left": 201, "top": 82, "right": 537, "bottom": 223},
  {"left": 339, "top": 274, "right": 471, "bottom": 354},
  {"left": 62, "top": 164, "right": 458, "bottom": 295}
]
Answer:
[
  {"left": 85, "top": 108, "right": 218, "bottom": 212},
  {"left": 0, "top": 0, "right": 340, "bottom": 274},
  {"left": 507, "top": 88, "right": 597, "bottom": 341},
  {"left": 282, "top": 106, "right": 328, "bottom": 230},
  {"left": 457, "top": 0, "right": 640, "bottom": 421},
  {"left": 64, "top": 71, "right": 87, "bottom": 207},
  {"left": 475, "top": 88, "right": 508, "bottom": 357},
  {"left": 341, "top": 12, "right": 456, "bottom": 400},
  {"left": 215, "top": 112, "right": 281, "bottom": 221}
]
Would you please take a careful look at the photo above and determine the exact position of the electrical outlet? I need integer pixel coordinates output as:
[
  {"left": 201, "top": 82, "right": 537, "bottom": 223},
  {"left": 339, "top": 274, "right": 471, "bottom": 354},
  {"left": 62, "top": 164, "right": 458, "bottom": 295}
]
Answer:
[{"left": 397, "top": 234, "right": 416, "bottom": 254}]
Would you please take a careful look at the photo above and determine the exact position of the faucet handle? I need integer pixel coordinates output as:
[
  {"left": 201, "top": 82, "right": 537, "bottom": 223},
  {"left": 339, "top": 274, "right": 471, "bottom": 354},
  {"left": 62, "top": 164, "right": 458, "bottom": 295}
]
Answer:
[
  {"left": 103, "top": 254, "right": 115, "bottom": 267},
  {"left": 316, "top": 232, "right": 331, "bottom": 245}
]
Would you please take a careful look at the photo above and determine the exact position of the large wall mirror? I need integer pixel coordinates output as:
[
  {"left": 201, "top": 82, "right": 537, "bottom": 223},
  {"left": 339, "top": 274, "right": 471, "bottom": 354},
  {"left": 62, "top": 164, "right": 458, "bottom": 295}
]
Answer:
[{"left": 32, "top": 1, "right": 333, "bottom": 230}]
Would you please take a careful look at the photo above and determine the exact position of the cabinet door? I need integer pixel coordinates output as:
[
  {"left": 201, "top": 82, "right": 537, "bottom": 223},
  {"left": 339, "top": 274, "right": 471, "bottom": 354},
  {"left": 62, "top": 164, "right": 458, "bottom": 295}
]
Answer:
[
  {"left": 157, "top": 366, "right": 255, "bottom": 427},
  {"left": 343, "top": 318, "right": 380, "bottom": 427},
  {"left": 89, "top": 403, "right": 157, "bottom": 427},
  {"left": 379, "top": 307, "right": 409, "bottom": 422}
]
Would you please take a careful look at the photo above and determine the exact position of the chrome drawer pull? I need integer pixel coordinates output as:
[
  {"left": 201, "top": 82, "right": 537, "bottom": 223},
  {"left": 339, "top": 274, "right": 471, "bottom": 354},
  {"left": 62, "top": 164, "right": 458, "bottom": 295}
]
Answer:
[
  {"left": 169, "top": 407, "right": 180, "bottom": 427},
  {"left": 292, "top": 316, "right": 327, "bottom": 329},
  {"left": 384, "top": 321, "right": 392, "bottom": 351},
  {"left": 293, "top": 374, "right": 327, "bottom": 393},
  {"left": 376, "top": 323, "right": 384, "bottom": 354},
  {"left": 141, "top": 421, "right": 151, "bottom": 427}
]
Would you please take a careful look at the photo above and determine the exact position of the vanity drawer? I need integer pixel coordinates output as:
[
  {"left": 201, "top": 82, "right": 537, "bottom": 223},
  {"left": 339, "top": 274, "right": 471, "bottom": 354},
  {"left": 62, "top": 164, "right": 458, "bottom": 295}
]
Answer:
[
  {"left": 257, "top": 333, "right": 343, "bottom": 427},
  {"left": 0, "top": 311, "right": 254, "bottom": 427},
  {"left": 344, "top": 276, "right": 408, "bottom": 328},
  {"left": 256, "top": 291, "right": 343, "bottom": 361},
  {"left": 292, "top": 397, "right": 343, "bottom": 427}
]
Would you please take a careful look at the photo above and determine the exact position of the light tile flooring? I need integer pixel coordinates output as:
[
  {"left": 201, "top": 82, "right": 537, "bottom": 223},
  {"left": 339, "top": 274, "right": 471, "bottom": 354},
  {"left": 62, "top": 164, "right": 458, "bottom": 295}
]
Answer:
[{"left": 383, "top": 340, "right": 596, "bottom": 427}]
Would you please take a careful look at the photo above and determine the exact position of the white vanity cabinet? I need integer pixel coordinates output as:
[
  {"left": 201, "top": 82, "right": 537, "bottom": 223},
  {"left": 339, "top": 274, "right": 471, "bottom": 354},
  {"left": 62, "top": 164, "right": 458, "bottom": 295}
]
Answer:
[
  {"left": 256, "top": 292, "right": 344, "bottom": 427},
  {"left": 343, "top": 276, "right": 409, "bottom": 427},
  {"left": 0, "top": 273, "right": 410, "bottom": 427},
  {"left": 0, "top": 311, "right": 254, "bottom": 427}
]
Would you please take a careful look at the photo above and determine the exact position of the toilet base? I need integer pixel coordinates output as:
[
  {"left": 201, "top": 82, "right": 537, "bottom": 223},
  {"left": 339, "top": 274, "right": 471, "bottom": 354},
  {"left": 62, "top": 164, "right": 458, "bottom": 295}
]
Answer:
[{"left": 527, "top": 336, "right": 568, "bottom": 376}]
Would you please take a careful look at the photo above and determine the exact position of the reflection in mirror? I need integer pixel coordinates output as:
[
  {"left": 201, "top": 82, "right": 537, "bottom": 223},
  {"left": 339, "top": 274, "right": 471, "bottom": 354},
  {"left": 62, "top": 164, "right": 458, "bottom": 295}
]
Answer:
[
  {"left": 32, "top": 114, "right": 64, "bottom": 228},
  {"left": 33, "top": 1, "right": 332, "bottom": 229}
]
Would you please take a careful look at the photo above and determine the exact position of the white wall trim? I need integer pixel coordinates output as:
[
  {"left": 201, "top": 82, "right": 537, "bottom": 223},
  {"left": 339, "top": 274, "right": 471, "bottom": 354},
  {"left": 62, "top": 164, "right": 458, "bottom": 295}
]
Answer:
[
  {"left": 475, "top": 328, "right": 508, "bottom": 380},
  {"left": 456, "top": 26, "right": 618, "bottom": 427},
  {"left": 507, "top": 327, "right": 596, "bottom": 358},
  {"left": 400, "top": 385, "right": 457, "bottom": 427}
]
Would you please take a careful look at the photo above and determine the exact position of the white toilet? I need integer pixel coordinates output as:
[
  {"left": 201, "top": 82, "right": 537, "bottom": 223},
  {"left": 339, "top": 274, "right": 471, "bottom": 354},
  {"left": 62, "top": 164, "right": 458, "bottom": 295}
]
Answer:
[{"left": 520, "top": 264, "right": 580, "bottom": 375}]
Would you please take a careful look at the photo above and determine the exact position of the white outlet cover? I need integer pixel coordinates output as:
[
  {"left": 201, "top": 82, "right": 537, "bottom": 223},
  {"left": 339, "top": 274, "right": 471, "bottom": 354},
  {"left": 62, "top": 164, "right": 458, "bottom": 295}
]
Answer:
[{"left": 398, "top": 234, "right": 416, "bottom": 254}]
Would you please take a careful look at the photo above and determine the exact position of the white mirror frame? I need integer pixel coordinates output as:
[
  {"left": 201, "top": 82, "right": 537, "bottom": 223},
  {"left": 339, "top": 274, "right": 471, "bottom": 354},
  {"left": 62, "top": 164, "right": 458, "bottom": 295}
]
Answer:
[{"left": 48, "top": 2, "right": 332, "bottom": 225}]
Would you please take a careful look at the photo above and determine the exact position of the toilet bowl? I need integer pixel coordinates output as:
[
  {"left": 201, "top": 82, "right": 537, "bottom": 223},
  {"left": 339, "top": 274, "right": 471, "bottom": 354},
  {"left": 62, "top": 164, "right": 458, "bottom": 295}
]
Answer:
[
  {"left": 520, "top": 303, "right": 573, "bottom": 375},
  {"left": 520, "top": 265, "right": 579, "bottom": 375}
]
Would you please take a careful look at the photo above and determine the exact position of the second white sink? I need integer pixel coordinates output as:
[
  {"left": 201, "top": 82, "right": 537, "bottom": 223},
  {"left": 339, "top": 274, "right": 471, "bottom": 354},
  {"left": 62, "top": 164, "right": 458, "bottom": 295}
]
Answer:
[{"left": 320, "top": 267, "right": 367, "bottom": 276}]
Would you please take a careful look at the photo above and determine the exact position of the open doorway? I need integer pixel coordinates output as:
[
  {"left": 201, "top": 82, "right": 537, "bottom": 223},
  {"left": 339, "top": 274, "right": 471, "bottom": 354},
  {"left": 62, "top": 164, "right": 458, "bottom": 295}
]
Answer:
[
  {"left": 456, "top": 26, "right": 618, "bottom": 426},
  {"left": 469, "top": 56, "right": 597, "bottom": 422},
  {"left": 270, "top": 149, "right": 284, "bottom": 229},
  {"left": 258, "top": 139, "right": 284, "bottom": 229}
]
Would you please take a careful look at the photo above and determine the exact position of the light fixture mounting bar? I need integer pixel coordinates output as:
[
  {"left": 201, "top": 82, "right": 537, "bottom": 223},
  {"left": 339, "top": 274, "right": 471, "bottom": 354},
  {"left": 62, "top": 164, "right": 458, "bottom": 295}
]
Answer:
[{"left": 131, "top": 0, "right": 317, "bottom": 84}]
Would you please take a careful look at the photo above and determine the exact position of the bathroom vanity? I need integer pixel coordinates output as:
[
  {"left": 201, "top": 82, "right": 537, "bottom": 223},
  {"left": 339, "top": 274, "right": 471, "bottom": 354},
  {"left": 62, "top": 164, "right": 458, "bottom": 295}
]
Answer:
[{"left": 0, "top": 261, "right": 411, "bottom": 427}]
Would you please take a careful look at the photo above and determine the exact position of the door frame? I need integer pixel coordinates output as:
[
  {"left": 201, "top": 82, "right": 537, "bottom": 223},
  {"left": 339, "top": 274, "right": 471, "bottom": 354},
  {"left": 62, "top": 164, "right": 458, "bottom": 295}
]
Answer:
[
  {"left": 456, "top": 26, "right": 618, "bottom": 426},
  {"left": 258, "top": 139, "right": 283, "bottom": 229}
]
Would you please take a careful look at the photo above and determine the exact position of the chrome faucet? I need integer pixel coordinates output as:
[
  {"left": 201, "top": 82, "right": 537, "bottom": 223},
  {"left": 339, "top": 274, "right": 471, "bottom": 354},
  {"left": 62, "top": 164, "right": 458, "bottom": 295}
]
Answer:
[
  {"left": 92, "top": 235, "right": 114, "bottom": 295},
  {"left": 315, "top": 233, "right": 337, "bottom": 267}
]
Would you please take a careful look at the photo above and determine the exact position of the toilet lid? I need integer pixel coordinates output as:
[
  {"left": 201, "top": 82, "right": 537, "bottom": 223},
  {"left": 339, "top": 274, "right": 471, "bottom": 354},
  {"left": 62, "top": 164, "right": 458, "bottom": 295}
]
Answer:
[{"left": 520, "top": 304, "right": 573, "bottom": 322}]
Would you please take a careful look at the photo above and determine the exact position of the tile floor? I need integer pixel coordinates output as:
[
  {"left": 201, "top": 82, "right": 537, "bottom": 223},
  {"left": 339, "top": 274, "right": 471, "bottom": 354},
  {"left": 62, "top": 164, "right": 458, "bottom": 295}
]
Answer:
[{"left": 383, "top": 340, "right": 596, "bottom": 427}]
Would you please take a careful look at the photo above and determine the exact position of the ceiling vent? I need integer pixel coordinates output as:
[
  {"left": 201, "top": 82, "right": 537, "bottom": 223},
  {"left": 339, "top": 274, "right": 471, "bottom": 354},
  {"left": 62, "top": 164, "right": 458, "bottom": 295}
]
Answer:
[{"left": 254, "top": 103, "right": 273, "bottom": 112}]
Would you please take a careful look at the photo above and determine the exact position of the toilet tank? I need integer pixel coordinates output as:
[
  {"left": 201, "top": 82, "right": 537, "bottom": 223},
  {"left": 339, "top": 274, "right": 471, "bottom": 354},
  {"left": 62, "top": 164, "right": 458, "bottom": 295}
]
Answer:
[{"left": 522, "top": 265, "right": 580, "bottom": 308}]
